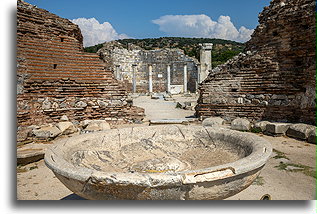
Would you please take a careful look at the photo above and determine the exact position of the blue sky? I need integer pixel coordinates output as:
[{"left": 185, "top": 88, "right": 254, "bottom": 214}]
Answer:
[{"left": 25, "top": 0, "right": 271, "bottom": 46}]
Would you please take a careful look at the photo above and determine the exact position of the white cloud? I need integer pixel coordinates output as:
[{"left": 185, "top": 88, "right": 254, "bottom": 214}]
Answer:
[
  {"left": 152, "top": 14, "right": 254, "bottom": 43},
  {"left": 71, "top": 18, "right": 129, "bottom": 47}
]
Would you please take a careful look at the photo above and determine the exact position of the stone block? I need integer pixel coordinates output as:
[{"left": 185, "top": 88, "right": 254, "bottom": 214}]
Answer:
[
  {"left": 254, "top": 121, "right": 271, "bottom": 132},
  {"left": 286, "top": 123, "right": 315, "bottom": 140},
  {"left": 75, "top": 101, "right": 87, "bottom": 108},
  {"left": 231, "top": 118, "right": 251, "bottom": 131},
  {"left": 307, "top": 129, "right": 316, "bottom": 144},
  {"left": 32, "top": 125, "right": 61, "bottom": 139},
  {"left": 202, "top": 117, "right": 225, "bottom": 127},
  {"left": 266, "top": 123, "right": 290, "bottom": 135},
  {"left": 56, "top": 121, "right": 77, "bottom": 135},
  {"left": 60, "top": 115, "right": 69, "bottom": 121},
  {"left": 83, "top": 120, "right": 111, "bottom": 132}
]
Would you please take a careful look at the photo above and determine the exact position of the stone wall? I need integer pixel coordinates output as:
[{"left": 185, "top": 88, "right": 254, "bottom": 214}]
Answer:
[
  {"left": 17, "top": 0, "right": 144, "bottom": 142},
  {"left": 196, "top": 0, "right": 315, "bottom": 125},
  {"left": 98, "top": 41, "right": 199, "bottom": 93}
]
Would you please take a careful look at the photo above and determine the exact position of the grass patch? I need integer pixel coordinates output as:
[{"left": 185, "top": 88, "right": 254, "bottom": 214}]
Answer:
[
  {"left": 29, "top": 166, "right": 38, "bottom": 170},
  {"left": 272, "top": 149, "right": 289, "bottom": 160},
  {"left": 252, "top": 176, "right": 265, "bottom": 186},
  {"left": 250, "top": 127, "right": 262, "bottom": 133},
  {"left": 275, "top": 162, "right": 316, "bottom": 178}
]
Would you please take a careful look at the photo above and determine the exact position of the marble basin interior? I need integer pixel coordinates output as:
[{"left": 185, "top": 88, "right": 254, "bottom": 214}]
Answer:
[{"left": 45, "top": 125, "right": 272, "bottom": 200}]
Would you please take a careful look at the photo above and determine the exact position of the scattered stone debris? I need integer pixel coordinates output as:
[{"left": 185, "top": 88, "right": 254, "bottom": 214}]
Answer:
[
  {"left": 202, "top": 117, "right": 225, "bottom": 127},
  {"left": 286, "top": 124, "right": 315, "bottom": 140},
  {"left": 17, "top": 0, "right": 144, "bottom": 144},
  {"left": 230, "top": 118, "right": 251, "bottom": 131},
  {"left": 266, "top": 123, "right": 291, "bottom": 136}
]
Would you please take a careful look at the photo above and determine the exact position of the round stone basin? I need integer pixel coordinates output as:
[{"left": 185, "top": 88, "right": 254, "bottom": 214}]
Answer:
[{"left": 44, "top": 125, "right": 272, "bottom": 200}]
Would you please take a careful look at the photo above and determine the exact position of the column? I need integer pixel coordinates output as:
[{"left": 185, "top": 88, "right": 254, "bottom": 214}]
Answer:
[
  {"left": 132, "top": 64, "right": 137, "bottom": 93},
  {"left": 183, "top": 64, "right": 187, "bottom": 93},
  {"left": 167, "top": 65, "right": 171, "bottom": 93},
  {"left": 148, "top": 64, "right": 153, "bottom": 93},
  {"left": 197, "top": 63, "right": 201, "bottom": 83}
]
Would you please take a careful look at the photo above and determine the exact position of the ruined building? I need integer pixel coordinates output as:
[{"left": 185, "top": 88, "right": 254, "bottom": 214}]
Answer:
[
  {"left": 196, "top": 0, "right": 316, "bottom": 125},
  {"left": 17, "top": 0, "right": 144, "bottom": 142},
  {"left": 98, "top": 41, "right": 213, "bottom": 94}
]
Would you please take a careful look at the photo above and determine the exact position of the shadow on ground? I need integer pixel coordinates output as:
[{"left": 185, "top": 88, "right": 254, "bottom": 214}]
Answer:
[{"left": 61, "top": 194, "right": 86, "bottom": 200}]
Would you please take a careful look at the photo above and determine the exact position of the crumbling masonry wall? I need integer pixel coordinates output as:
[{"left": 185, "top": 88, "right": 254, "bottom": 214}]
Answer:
[
  {"left": 196, "top": 0, "right": 315, "bottom": 125},
  {"left": 98, "top": 41, "right": 199, "bottom": 93},
  {"left": 17, "top": 0, "right": 144, "bottom": 142}
]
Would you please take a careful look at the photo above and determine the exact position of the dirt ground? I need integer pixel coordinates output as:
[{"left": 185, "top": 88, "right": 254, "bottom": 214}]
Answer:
[{"left": 16, "top": 95, "right": 316, "bottom": 200}]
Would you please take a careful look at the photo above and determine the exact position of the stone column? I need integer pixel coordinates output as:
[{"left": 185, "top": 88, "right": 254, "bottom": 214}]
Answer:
[
  {"left": 183, "top": 64, "right": 187, "bottom": 93},
  {"left": 132, "top": 64, "right": 137, "bottom": 93},
  {"left": 148, "top": 64, "right": 153, "bottom": 93},
  {"left": 167, "top": 65, "right": 171, "bottom": 93},
  {"left": 199, "top": 43, "right": 213, "bottom": 82},
  {"left": 197, "top": 63, "right": 201, "bottom": 84}
]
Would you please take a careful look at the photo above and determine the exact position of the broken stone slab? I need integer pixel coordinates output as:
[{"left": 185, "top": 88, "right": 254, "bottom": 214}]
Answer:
[
  {"left": 56, "top": 121, "right": 77, "bottom": 135},
  {"left": 254, "top": 121, "right": 271, "bottom": 132},
  {"left": 150, "top": 119, "right": 197, "bottom": 125},
  {"left": 32, "top": 124, "right": 61, "bottom": 139},
  {"left": 17, "top": 142, "right": 51, "bottom": 165},
  {"left": 231, "top": 118, "right": 251, "bottom": 131},
  {"left": 307, "top": 129, "right": 316, "bottom": 144},
  {"left": 202, "top": 117, "right": 225, "bottom": 127},
  {"left": 82, "top": 120, "right": 111, "bottom": 132},
  {"left": 286, "top": 123, "right": 315, "bottom": 140},
  {"left": 266, "top": 123, "right": 291, "bottom": 135},
  {"left": 151, "top": 94, "right": 161, "bottom": 100}
]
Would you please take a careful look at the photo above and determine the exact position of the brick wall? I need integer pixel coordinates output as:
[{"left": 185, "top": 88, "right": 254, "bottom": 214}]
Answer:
[
  {"left": 196, "top": 0, "right": 315, "bottom": 125},
  {"left": 17, "top": 0, "right": 144, "bottom": 142}
]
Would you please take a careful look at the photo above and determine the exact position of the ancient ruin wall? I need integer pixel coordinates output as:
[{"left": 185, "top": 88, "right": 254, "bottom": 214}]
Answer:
[
  {"left": 17, "top": 0, "right": 144, "bottom": 142},
  {"left": 196, "top": 0, "right": 315, "bottom": 124},
  {"left": 98, "top": 41, "right": 199, "bottom": 93}
]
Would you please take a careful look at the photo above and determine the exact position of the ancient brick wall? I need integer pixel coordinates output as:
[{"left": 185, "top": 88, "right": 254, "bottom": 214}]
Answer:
[
  {"left": 98, "top": 41, "right": 199, "bottom": 93},
  {"left": 17, "top": 0, "right": 144, "bottom": 142},
  {"left": 196, "top": 0, "right": 315, "bottom": 125}
]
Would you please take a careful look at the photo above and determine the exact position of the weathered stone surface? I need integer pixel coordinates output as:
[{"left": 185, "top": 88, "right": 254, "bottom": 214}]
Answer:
[
  {"left": 56, "top": 121, "right": 77, "bottom": 135},
  {"left": 286, "top": 123, "right": 315, "bottom": 140},
  {"left": 45, "top": 125, "right": 272, "bottom": 200},
  {"left": 202, "top": 117, "right": 224, "bottom": 127},
  {"left": 307, "top": 129, "right": 316, "bottom": 144},
  {"left": 196, "top": 0, "right": 315, "bottom": 125},
  {"left": 17, "top": 143, "right": 50, "bottom": 165},
  {"left": 83, "top": 120, "right": 111, "bottom": 132},
  {"left": 32, "top": 125, "right": 61, "bottom": 139},
  {"left": 16, "top": 0, "right": 145, "bottom": 143},
  {"left": 96, "top": 100, "right": 108, "bottom": 108},
  {"left": 150, "top": 118, "right": 197, "bottom": 125},
  {"left": 231, "top": 118, "right": 251, "bottom": 131},
  {"left": 254, "top": 121, "right": 271, "bottom": 132},
  {"left": 97, "top": 41, "right": 199, "bottom": 93},
  {"left": 60, "top": 115, "right": 69, "bottom": 121},
  {"left": 266, "top": 123, "right": 290, "bottom": 135},
  {"left": 75, "top": 101, "right": 87, "bottom": 108}
]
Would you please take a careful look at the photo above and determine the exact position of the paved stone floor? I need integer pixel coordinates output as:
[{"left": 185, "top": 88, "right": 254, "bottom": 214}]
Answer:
[{"left": 17, "top": 94, "right": 316, "bottom": 200}]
